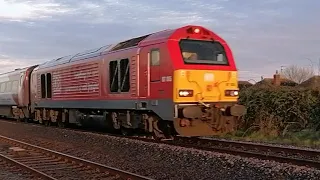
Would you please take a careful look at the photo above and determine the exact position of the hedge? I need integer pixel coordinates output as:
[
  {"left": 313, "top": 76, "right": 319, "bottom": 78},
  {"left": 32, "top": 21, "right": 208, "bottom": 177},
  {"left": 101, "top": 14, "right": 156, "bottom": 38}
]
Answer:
[{"left": 238, "top": 86, "right": 320, "bottom": 135}]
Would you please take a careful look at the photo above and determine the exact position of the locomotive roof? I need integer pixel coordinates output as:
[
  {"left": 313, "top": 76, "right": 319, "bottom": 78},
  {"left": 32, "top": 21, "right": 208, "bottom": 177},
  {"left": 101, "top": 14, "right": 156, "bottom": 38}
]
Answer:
[
  {"left": 38, "top": 28, "right": 176, "bottom": 69},
  {"left": 38, "top": 43, "right": 119, "bottom": 69}
]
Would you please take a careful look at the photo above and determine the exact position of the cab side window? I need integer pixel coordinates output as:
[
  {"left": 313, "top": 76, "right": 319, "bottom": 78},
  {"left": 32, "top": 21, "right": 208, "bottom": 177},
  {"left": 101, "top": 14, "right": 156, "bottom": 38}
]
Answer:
[{"left": 150, "top": 50, "right": 160, "bottom": 66}]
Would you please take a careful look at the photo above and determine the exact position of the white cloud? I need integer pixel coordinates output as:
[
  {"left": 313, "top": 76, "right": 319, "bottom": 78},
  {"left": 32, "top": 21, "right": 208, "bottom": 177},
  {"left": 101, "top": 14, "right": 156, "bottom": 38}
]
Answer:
[
  {"left": 64, "top": 0, "right": 231, "bottom": 26},
  {"left": 0, "top": 53, "right": 38, "bottom": 73},
  {"left": 0, "top": 0, "right": 74, "bottom": 21},
  {"left": 0, "top": 59, "right": 22, "bottom": 66},
  {"left": 144, "top": 11, "right": 216, "bottom": 26},
  {"left": 0, "top": 0, "right": 243, "bottom": 26},
  {"left": 0, "top": 59, "right": 26, "bottom": 73}
]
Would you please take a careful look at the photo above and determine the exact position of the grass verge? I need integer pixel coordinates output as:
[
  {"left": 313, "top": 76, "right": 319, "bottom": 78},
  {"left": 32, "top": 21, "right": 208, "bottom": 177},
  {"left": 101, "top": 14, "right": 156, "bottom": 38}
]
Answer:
[{"left": 220, "top": 129, "right": 320, "bottom": 149}]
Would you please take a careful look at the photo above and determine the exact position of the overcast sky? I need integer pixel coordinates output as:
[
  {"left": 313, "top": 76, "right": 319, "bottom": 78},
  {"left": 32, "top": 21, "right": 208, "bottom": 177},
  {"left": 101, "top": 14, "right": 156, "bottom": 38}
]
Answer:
[{"left": 0, "top": 0, "right": 319, "bottom": 81}]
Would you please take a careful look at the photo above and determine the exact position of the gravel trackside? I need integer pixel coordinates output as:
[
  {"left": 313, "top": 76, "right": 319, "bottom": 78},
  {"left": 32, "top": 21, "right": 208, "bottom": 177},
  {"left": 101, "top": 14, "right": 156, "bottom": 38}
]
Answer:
[
  {"left": 0, "top": 120, "right": 319, "bottom": 180},
  {"left": 0, "top": 159, "right": 36, "bottom": 180},
  {"left": 0, "top": 170, "right": 29, "bottom": 180}
]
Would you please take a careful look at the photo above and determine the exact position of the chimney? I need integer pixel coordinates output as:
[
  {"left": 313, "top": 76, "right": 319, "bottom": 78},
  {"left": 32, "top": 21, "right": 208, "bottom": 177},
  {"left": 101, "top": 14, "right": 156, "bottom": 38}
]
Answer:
[{"left": 273, "top": 70, "right": 281, "bottom": 86}]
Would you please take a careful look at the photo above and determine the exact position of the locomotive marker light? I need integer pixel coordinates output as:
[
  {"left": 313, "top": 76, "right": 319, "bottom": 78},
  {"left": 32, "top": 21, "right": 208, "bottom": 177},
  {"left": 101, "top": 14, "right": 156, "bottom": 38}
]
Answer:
[{"left": 194, "top": 28, "right": 200, "bottom": 33}]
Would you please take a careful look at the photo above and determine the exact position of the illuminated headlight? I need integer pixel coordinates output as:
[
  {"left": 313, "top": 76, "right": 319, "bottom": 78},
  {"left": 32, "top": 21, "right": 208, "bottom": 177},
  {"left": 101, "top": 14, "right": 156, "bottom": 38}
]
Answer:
[
  {"left": 179, "top": 90, "right": 194, "bottom": 97},
  {"left": 225, "top": 90, "right": 239, "bottom": 96},
  {"left": 233, "top": 91, "right": 239, "bottom": 96}
]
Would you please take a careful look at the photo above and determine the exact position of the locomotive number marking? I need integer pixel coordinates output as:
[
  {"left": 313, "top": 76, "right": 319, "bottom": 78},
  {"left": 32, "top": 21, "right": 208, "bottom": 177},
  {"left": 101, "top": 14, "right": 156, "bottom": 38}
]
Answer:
[
  {"left": 204, "top": 73, "right": 214, "bottom": 82},
  {"left": 161, "top": 76, "right": 172, "bottom": 82}
]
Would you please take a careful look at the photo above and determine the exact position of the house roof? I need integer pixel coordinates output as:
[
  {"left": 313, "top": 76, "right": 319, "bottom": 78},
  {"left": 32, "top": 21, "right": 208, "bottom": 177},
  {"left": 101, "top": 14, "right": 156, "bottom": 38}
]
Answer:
[
  {"left": 299, "top": 76, "right": 320, "bottom": 88},
  {"left": 238, "top": 80, "right": 253, "bottom": 85},
  {"left": 255, "top": 76, "right": 297, "bottom": 86}
]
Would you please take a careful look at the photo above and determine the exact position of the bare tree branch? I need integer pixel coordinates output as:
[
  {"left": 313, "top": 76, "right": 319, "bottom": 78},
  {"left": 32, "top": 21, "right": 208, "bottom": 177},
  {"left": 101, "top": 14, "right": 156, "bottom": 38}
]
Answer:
[{"left": 282, "top": 65, "right": 314, "bottom": 84}]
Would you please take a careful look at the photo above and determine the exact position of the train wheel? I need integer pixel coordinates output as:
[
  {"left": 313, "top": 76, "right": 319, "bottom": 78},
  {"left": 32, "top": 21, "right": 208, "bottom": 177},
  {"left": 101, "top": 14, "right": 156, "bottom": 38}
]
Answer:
[
  {"left": 148, "top": 116, "right": 168, "bottom": 141},
  {"left": 120, "top": 127, "right": 133, "bottom": 136},
  {"left": 223, "top": 116, "right": 237, "bottom": 135},
  {"left": 24, "top": 118, "right": 31, "bottom": 123},
  {"left": 43, "top": 120, "right": 51, "bottom": 126},
  {"left": 161, "top": 121, "right": 175, "bottom": 140},
  {"left": 111, "top": 112, "right": 121, "bottom": 130},
  {"left": 57, "top": 121, "right": 66, "bottom": 128}
]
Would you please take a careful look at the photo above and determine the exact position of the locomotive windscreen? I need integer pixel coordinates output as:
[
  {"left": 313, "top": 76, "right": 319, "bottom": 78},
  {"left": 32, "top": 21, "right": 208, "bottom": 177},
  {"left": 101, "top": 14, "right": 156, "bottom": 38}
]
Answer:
[{"left": 179, "top": 39, "right": 229, "bottom": 65}]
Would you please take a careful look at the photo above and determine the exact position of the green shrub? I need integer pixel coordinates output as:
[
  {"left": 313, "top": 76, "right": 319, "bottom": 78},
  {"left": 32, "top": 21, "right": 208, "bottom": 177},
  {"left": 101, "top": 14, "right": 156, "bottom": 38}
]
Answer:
[{"left": 238, "top": 86, "right": 320, "bottom": 135}]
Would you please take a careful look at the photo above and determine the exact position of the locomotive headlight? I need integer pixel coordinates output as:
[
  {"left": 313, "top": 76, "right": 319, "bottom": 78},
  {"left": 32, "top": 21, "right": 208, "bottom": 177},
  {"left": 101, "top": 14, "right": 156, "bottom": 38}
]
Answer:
[
  {"left": 225, "top": 90, "right": 239, "bottom": 96},
  {"left": 233, "top": 90, "right": 239, "bottom": 96},
  {"left": 179, "top": 90, "right": 194, "bottom": 97}
]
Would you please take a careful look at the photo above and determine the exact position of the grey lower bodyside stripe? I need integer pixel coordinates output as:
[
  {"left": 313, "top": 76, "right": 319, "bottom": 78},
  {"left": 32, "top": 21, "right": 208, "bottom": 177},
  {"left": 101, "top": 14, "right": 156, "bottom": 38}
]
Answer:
[{"left": 34, "top": 99, "right": 174, "bottom": 121}]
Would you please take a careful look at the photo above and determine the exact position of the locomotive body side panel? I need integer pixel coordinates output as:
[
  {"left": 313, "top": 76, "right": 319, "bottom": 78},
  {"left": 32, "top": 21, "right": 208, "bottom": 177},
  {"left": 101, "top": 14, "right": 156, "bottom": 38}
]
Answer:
[
  {"left": 103, "top": 47, "right": 138, "bottom": 100},
  {"left": 32, "top": 47, "right": 140, "bottom": 110},
  {"left": 51, "top": 61, "right": 101, "bottom": 100}
]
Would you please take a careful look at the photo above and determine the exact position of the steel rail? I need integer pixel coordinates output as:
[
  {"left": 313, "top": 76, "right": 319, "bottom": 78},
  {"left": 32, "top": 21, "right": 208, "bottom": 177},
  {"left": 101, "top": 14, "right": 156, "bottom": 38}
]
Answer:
[{"left": 0, "top": 135, "right": 153, "bottom": 180}]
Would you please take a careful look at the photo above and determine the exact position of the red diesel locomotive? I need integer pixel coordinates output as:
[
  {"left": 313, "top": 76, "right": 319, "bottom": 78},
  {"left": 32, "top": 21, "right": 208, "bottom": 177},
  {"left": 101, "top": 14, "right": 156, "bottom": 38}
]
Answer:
[{"left": 0, "top": 25, "right": 246, "bottom": 139}]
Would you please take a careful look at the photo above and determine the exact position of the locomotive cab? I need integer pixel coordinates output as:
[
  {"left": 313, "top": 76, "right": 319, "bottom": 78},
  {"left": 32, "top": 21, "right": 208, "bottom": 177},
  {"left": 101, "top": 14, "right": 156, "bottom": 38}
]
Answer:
[{"left": 169, "top": 26, "right": 246, "bottom": 137}]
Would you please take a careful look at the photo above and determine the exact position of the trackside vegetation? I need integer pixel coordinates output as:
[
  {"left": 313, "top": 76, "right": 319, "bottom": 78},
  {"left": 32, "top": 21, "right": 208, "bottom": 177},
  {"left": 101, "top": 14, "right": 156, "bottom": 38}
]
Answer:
[{"left": 224, "top": 85, "right": 320, "bottom": 148}]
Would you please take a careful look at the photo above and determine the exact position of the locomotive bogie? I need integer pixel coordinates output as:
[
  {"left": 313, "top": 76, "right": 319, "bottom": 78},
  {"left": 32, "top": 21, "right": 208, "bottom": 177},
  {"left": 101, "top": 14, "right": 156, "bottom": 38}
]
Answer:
[{"left": 30, "top": 106, "right": 169, "bottom": 137}]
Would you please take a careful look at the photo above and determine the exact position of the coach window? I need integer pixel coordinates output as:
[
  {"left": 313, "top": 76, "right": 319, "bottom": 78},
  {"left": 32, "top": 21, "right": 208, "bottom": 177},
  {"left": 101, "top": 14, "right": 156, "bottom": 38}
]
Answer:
[
  {"left": 0, "top": 83, "right": 5, "bottom": 93},
  {"left": 6, "top": 81, "right": 12, "bottom": 92},
  {"left": 120, "top": 58, "right": 130, "bottom": 92},
  {"left": 109, "top": 61, "right": 119, "bottom": 92},
  {"left": 41, "top": 74, "right": 46, "bottom": 98},
  {"left": 46, "top": 73, "right": 52, "bottom": 98},
  {"left": 150, "top": 50, "right": 160, "bottom": 66},
  {"left": 12, "top": 81, "right": 18, "bottom": 92}
]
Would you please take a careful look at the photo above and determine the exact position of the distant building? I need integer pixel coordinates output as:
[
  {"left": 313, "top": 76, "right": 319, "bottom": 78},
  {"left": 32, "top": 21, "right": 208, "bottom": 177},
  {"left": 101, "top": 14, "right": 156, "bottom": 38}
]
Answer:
[
  {"left": 255, "top": 70, "right": 298, "bottom": 87},
  {"left": 299, "top": 76, "right": 320, "bottom": 89},
  {"left": 238, "top": 80, "right": 253, "bottom": 89}
]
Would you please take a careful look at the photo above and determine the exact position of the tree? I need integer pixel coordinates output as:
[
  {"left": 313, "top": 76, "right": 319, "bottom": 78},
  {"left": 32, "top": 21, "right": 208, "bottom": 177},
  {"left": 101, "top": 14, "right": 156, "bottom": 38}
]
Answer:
[{"left": 282, "top": 65, "right": 315, "bottom": 84}]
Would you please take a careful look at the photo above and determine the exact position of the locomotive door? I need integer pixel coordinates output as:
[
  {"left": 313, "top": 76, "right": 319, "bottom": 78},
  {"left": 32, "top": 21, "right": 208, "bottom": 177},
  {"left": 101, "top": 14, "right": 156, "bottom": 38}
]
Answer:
[
  {"left": 138, "top": 46, "right": 161, "bottom": 98},
  {"left": 149, "top": 49, "right": 161, "bottom": 83}
]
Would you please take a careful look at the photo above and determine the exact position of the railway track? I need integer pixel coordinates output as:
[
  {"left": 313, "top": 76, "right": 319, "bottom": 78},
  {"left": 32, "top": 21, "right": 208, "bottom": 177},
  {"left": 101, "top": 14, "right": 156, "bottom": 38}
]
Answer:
[
  {"left": 0, "top": 158, "right": 41, "bottom": 180},
  {"left": 184, "top": 137, "right": 320, "bottom": 168},
  {"left": 130, "top": 136, "right": 320, "bottom": 169},
  {"left": 1, "top": 118, "right": 320, "bottom": 170},
  {"left": 0, "top": 135, "right": 153, "bottom": 180}
]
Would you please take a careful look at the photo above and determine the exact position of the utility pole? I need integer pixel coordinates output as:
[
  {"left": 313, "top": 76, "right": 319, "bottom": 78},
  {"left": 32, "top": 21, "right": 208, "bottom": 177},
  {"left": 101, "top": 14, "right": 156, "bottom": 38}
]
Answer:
[
  {"left": 317, "top": 58, "right": 320, "bottom": 76},
  {"left": 280, "top": 66, "right": 286, "bottom": 73}
]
